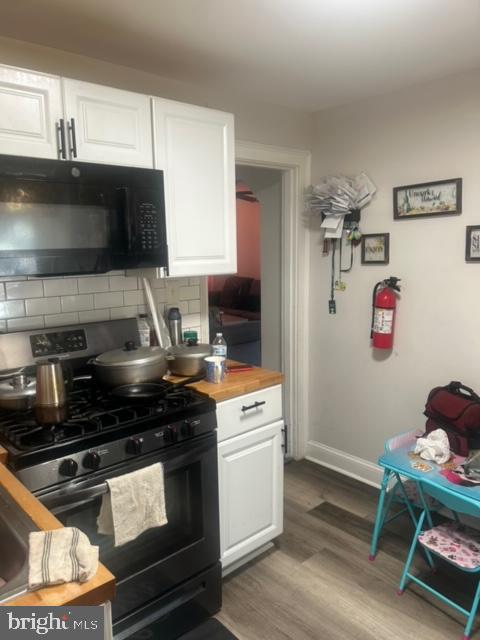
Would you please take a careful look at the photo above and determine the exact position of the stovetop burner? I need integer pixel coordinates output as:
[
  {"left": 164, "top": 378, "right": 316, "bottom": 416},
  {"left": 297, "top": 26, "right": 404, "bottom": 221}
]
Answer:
[{"left": 0, "top": 376, "right": 215, "bottom": 467}]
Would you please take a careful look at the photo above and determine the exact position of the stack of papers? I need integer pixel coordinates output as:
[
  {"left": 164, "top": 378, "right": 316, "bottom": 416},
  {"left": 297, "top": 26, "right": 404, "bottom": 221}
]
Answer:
[{"left": 306, "top": 173, "right": 376, "bottom": 238}]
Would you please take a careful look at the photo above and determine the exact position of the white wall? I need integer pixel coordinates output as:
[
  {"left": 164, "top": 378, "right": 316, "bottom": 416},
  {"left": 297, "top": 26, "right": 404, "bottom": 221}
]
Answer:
[
  {"left": 237, "top": 166, "right": 283, "bottom": 372},
  {"left": 0, "top": 36, "right": 313, "bottom": 150},
  {"left": 308, "top": 68, "right": 480, "bottom": 483}
]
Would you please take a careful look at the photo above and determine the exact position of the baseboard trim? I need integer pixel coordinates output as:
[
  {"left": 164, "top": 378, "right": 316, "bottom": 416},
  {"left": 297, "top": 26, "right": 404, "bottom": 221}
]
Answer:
[{"left": 305, "top": 440, "right": 382, "bottom": 488}]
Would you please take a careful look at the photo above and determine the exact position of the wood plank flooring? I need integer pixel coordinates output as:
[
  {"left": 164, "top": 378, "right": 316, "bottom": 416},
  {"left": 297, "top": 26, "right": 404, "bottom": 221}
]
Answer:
[{"left": 217, "top": 460, "right": 479, "bottom": 639}]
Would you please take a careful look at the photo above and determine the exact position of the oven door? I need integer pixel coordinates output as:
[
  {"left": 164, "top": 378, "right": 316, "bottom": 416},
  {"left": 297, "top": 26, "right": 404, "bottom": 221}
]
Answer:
[{"left": 39, "top": 432, "right": 220, "bottom": 624}]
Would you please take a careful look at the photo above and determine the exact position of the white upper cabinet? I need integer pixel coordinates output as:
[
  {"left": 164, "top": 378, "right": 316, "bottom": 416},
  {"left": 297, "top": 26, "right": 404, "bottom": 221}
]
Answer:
[
  {"left": 62, "top": 79, "right": 153, "bottom": 167},
  {"left": 153, "top": 98, "right": 237, "bottom": 277},
  {"left": 0, "top": 66, "right": 63, "bottom": 159}
]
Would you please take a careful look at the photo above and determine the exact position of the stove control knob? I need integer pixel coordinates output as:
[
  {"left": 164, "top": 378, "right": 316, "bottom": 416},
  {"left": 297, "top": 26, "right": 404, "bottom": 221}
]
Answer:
[
  {"left": 126, "top": 437, "right": 143, "bottom": 455},
  {"left": 181, "top": 420, "right": 194, "bottom": 437},
  {"left": 83, "top": 451, "right": 101, "bottom": 470},
  {"left": 164, "top": 426, "right": 178, "bottom": 444},
  {"left": 59, "top": 458, "right": 78, "bottom": 477}
]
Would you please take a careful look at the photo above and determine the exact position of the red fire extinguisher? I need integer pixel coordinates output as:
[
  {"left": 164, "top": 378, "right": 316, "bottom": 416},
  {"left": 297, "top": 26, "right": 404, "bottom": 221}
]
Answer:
[{"left": 370, "top": 277, "right": 401, "bottom": 349}]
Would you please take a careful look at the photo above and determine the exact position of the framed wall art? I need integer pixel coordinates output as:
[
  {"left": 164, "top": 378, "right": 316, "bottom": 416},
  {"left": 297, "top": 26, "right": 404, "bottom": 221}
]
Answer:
[
  {"left": 361, "top": 233, "right": 389, "bottom": 265},
  {"left": 466, "top": 226, "right": 480, "bottom": 262},
  {"left": 393, "top": 178, "right": 462, "bottom": 219}
]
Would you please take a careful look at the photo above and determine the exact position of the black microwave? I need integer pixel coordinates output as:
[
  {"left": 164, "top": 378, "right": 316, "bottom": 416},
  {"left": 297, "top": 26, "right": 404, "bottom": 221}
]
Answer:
[{"left": 0, "top": 154, "right": 168, "bottom": 276}]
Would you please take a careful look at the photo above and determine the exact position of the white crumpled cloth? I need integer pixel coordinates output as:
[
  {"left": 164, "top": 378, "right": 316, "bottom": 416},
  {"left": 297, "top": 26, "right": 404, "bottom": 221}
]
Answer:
[{"left": 414, "top": 428, "right": 450, "bottom": 464}]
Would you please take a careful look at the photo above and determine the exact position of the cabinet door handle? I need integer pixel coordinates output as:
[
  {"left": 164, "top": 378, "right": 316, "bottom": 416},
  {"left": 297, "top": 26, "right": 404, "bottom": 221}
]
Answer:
[
  {"left": 56, "top": 119, "right": 66, "bottom": 160},
  {"left": 67, "top": 117, "right": 78, "bottom": 158},
  {"left": 241, "top": 400, "right": 266, "bottom": 413}
]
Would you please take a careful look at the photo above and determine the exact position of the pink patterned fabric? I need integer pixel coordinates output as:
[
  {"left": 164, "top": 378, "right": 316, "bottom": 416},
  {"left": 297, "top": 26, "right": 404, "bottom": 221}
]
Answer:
[{"left": 419, "top": 523, "right": 480, "bottom": 570}]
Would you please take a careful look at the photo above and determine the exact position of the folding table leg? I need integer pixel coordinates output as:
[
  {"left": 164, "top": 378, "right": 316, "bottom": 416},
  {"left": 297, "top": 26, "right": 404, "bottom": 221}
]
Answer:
[
  {"left": 369, "top": 468, "right": 391, "bottom": 561},
  {"left": 463, "top": 578, "right": 480, "bottom": 639}
]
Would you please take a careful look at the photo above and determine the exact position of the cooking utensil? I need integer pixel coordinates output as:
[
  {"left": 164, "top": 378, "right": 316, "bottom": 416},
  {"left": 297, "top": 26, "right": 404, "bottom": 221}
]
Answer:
[
  {"left": 110, "top": 374, "right": 205, "bottom": 402},
  {"left": 93, "top": 340, "right": 168, "bottom": 388},
  {"left": 35, "top": 358, "right": 69, "bottom": 425},
  {"left": 166, "top": 342, "right": 213, "bottom": 376},
  {"left": 0, "top": 374, "right": 36, "bottom": 410},
  {"left": 142, "top": 277, "right": 171, "bottom": 348}
]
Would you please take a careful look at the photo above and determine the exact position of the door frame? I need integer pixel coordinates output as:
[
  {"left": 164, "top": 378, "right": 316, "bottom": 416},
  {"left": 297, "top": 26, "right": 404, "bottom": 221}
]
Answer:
[{"left": 233, "top": 140, "right": 311, "bottom": 460}]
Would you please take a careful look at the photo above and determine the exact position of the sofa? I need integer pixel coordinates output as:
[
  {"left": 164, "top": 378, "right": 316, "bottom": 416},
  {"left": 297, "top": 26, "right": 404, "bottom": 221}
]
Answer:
[{"left": 209, "top": 276, "right": 261, "bottom": 364}]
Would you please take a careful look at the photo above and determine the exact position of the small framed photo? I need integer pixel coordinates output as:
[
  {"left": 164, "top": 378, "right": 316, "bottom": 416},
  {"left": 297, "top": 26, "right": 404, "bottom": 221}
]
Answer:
[
  {"left": 466, "top": 226, "right": 480, "bottom": 262},
  {"left": 393, "top": 178, "right": 462, "bottom": 219},
  {"left": 361, "top": 233, "right": 390, "bottom": 265}
]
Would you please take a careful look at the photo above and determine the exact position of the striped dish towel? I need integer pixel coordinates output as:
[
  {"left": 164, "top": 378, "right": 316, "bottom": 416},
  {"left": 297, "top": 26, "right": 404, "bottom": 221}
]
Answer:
[{"left": 28, "top": 527, "right": 98, "bottom": 590}]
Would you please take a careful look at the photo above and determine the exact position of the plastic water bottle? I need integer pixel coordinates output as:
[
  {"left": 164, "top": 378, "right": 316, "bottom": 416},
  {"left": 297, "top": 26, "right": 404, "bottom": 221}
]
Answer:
[{"left": 212, "top": 333, "right": 227, "bottom": 358}]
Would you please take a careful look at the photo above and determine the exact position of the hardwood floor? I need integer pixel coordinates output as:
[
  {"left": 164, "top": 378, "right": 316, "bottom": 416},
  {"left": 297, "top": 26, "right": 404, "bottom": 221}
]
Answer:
[{"left": 217, "top": 460, "right": 478, "bottom": 639}]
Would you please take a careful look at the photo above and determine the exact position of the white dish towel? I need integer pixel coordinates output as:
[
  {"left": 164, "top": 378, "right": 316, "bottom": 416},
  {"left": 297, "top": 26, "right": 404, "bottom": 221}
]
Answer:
[
  {"left": 97, "top": 462, "right": 168, "bottom": 547},
  {"left": 28, "top": 527, "right": 98, "bottom": 590}
]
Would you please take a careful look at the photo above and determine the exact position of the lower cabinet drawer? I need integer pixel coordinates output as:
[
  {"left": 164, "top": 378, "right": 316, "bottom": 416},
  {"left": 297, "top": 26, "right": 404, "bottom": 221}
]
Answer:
[
  {"left": 218, "top": 420, "right": 284, "bottom": 569},
  {"left": 216, "top": 384, "right": 282, "bottom": 442}
]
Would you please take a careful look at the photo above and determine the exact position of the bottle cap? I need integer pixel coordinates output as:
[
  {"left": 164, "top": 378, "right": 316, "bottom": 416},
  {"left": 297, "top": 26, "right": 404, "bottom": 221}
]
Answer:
[{"left": 216, "top": 332, "right": 222, "bottom": 336}]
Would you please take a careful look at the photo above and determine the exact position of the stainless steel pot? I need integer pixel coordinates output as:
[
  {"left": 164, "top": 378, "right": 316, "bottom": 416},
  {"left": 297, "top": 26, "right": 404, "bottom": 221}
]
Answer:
[
  {"left": 0, "top": 374, "right": 36, "bottom": 410},
  {"left": 167, "top": 342, "right": 213, "bottom": 377},
  {"left": 93, "top": 340, "right": 169, "bottom": 387}
]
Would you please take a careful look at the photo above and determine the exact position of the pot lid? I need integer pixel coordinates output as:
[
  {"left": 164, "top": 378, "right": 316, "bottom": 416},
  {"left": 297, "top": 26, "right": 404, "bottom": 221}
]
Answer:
[
  {"left": 168, "top": 343, "right": 213, "bottom": 359},
  {"left": 0, "top": 374, "right": 36, "bottom": 399},
  {"left": 95, "top": 341, "right": 167, "bottom": 367}
]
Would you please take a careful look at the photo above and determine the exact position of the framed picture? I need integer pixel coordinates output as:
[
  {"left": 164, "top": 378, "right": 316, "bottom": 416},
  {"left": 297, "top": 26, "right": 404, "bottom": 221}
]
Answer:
[
  {"left": 466, "top": 226, "right": 480, "bottom": 262},
  {"left": 361, "top": 233, "right": 390, "bottom": 265},
  {"left": 393, "top": 178, "right": 462, "bottom": 219}
]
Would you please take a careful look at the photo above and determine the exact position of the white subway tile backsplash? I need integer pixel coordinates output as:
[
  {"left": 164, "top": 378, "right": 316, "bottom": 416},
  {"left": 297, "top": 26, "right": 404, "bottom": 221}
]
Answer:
[
  {"left": 110, "top": 306, "right": 138, "bottom": 320},
  {"left": 109, "top": 276, "right": 138, "bottom": 291},
  {"left": 188, "top": 299, "right": 201, "bottom": 314},
  {"left": 78, "top": 309, "right": 110, "bottom": 323},
  {"left": 78, "top": 277, "right": 110, "bottom": 294},
  {"left": 43, "top": 278, "right": 78, "bottom": 297},
  {"left": 153, "top": 288, "right": 168, "bottom": 304},
  {"left": 6, "top": 280, "right": 43, "bottom": 300},
  {"left": 44, "top": 312, "right": 79, "bottom": 328},
  {"left": 94, "top": 291, "right": 124, "bottom": 309},
  {"left": 124, "top": 290, "right": 145, "bottom": 306},
  {"left": 0, "top": 270, "right": 204, "bottom": 335},
  {"left": 7, "top": 316, "right": 44, "bottom": 331},
  {"left": 182, "top": 313, "right": 201, "bottom": 328},
  {"left": 61, "top": 294, "right": 94, "bottom": 313},
  {"left": 179, "top": 285, "right": 200, "bottom": 301},
  {"left": 26, "top": 297, "right": 61, "bottom": 316},
  {"left": 0, "top": 300, "right": 25, "bottom": 319}
]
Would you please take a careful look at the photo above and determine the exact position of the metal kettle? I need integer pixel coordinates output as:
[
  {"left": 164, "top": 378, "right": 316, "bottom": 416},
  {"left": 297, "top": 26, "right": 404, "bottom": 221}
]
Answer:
[{"left": 34, "top": 358, "right": 68, "bottom": 425}]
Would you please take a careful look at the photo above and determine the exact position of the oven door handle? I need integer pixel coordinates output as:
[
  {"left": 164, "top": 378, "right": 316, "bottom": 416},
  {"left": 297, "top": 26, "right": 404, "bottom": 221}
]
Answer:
[{"left": 41, "top": 482, "right": 108, "bottom": 511}]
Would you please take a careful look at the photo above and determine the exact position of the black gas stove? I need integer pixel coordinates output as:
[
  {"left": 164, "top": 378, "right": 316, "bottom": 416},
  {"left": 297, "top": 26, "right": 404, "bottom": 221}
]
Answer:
[
  {"left": 0, "top": 374, "right": 216, "bottom": 490},
  {"left": 0, "top": 318, "right": 221, "bottom": 640}
]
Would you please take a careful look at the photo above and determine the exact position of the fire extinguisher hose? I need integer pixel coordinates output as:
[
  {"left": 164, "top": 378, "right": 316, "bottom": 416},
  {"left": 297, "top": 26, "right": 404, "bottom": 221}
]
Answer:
[{"left": 370, "top": 281, "right": 383, "bottom": 339}]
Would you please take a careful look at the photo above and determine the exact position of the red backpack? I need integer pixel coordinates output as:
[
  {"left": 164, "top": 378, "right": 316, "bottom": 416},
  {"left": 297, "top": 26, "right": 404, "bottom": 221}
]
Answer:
[{"left": 424, "top": 381, "right": 480, "bottom": 456}]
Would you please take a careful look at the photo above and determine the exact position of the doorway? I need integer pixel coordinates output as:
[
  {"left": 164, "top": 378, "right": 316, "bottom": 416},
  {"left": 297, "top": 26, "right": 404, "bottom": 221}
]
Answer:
[{"left": 208, "top": 167, "right": 283, "bottom": 370}]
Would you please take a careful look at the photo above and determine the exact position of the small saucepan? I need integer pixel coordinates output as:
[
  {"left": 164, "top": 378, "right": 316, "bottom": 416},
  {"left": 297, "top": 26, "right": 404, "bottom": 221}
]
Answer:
[
  {"left": 166, "top": 342, "right": 213, "bottom": 377},
  {"left": 0, "top": 373, "right": 36, "bottom": 411}
]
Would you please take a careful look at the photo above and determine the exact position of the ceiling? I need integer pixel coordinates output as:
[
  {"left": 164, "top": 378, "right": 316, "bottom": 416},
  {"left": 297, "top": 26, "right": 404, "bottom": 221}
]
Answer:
[{"left": 1, "top": 0, "right": 480, "bottom": 111}]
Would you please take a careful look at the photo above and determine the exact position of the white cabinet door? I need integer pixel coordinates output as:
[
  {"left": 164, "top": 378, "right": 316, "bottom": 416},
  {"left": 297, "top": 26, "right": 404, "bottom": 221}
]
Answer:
[
  {"left": 153, "top": 99, "right": 236, "bottom": 277},
  {"left": 0, "top": 65, "right": 63, "bottom": 159},
  {"left": 218, "top": 420, "right": 284, "bottom": 568},
  {"left": 62, "top": 79, "right": 153, "bottom": 167}
]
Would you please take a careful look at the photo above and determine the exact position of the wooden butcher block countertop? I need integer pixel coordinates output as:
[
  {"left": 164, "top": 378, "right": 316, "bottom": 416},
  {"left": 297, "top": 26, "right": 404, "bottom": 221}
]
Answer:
[
  {"left": 167, "top": 361, "right": 284, "bottom": 402},
  {"left": 0, "top": 463, "right": 115, "bottom": 607}
]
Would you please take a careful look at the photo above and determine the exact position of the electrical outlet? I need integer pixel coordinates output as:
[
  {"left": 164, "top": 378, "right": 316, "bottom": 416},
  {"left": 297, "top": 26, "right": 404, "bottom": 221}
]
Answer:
[{"left": 328, "top": 299, "right": 336, "bottom": 314}]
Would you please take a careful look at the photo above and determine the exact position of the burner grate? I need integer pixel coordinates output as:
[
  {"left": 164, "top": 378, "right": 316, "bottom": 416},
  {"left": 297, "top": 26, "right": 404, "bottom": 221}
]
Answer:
[{"left": 0, "top": 377, "right": 208, "bottom": 454}]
